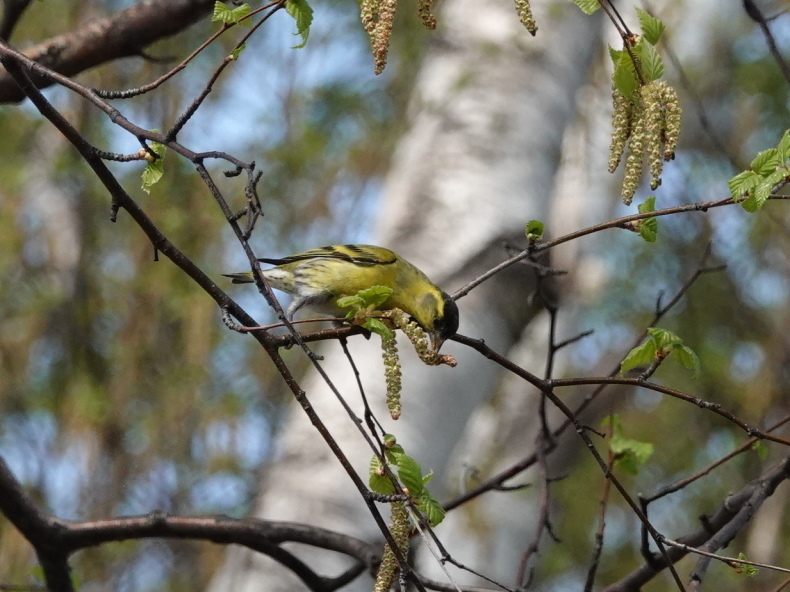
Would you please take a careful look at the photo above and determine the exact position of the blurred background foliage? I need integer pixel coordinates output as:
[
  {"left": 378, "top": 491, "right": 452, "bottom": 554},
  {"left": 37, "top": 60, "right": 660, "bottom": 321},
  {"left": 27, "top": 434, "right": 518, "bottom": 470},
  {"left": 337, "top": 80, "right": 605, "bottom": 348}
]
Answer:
[
  {"left": 0, "top": 0, "right": 428, "bottom": 587},
  {"left": 0, "top": 0, "right": 789, "bottom": 591}
]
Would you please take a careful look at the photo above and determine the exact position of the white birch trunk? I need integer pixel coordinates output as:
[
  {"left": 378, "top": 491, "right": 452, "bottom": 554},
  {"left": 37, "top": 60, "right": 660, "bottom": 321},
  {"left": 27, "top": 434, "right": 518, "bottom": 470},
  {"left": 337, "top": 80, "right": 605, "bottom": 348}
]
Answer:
[{"left": 208, "top": 0, "right": 603, "bottom": 589}]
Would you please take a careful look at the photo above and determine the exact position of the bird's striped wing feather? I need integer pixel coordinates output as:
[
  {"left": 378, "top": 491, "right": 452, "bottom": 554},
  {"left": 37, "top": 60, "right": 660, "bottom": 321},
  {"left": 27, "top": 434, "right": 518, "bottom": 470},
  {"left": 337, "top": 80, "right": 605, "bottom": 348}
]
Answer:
[{"left": 258, "top": 245, "right": 397, "bottom": 267}]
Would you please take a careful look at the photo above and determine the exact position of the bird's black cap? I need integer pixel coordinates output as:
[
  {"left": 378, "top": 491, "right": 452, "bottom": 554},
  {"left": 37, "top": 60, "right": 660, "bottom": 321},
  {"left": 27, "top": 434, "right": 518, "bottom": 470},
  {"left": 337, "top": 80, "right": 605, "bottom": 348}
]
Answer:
[{"left": 433, "top": 292, "right": 459, "bottom": 349}]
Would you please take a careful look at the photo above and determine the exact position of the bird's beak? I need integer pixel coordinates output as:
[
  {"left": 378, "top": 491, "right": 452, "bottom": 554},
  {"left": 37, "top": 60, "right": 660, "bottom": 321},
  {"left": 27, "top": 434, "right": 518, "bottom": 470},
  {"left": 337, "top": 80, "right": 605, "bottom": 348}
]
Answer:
[{"left": 429, "top": 331, "right": 445, "bottom": 353}]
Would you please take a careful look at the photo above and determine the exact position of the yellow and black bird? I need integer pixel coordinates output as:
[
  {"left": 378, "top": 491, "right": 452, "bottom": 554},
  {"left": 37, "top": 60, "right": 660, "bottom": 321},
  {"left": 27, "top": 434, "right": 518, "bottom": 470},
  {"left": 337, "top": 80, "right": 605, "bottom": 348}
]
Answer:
[{"left": 224, "top": 244, "right": 459, "bottom": 351}]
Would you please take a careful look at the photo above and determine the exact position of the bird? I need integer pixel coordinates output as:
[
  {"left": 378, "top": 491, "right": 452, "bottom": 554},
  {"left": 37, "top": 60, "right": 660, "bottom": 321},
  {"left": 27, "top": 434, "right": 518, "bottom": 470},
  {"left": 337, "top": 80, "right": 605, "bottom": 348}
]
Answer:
[{"left": 224, "top": 244, "right": 459, "bottom": 351}]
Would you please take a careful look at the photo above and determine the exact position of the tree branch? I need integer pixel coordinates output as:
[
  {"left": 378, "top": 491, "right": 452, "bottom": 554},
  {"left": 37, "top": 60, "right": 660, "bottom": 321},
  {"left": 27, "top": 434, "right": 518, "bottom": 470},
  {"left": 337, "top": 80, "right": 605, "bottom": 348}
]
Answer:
[
  {"left": 0, "top": 0, "right": 215, "bottom": 103},
  {"left": 603, "top": 456, "right": 790, "bottom": 591}
]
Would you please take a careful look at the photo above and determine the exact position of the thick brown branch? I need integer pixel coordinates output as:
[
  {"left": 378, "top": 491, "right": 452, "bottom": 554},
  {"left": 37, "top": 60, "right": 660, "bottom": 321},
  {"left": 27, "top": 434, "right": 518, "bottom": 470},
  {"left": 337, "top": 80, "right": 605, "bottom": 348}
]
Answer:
[
  {"left": 0, "top": 0, "right": 215, "bottom": 103},
  {"left": 0, "top": 452, "right": 379, "bottom": 592},
  {"left": 0, "top": 458, "right": 74, "bottom": 592}
]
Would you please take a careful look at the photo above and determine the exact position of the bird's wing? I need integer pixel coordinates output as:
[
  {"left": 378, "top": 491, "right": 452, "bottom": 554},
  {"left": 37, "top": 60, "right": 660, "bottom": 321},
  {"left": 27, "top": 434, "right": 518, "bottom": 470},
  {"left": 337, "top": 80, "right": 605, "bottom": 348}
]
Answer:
[{"left": 258, "top": 245, "right": 398, "bottom": 267}]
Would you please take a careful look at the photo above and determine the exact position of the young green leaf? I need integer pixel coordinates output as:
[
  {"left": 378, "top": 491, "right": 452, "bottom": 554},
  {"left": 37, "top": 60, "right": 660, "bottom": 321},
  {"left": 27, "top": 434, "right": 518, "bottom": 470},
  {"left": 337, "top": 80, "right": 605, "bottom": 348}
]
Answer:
[
  {"left": 369, "top": 455, "right": 397, "bottom": 494},
  {"left": 638, "top": 196, "right": 656, "bottom": 213},
  {"left": 337, "top": 285, "right": 393, "bottom": 314},
  {"left": 525, "top": 219, "right": 545, "bottom": 241},
  {"left": 230, "top": 43, "right": 247, "bottom": 60},
  {"left": 604, "top": 415, "right": 654, "bottom": 475},
  {"left": 736, "top": 553, "right": 759, "bottom": 577},
  {"left": 610, "top": 432, "right": 654, "bottom": 474},
  {"left": 636, "top": 40, "right": 664, "bottom": 81},
  {"left": 730, "top": 129, "right": 790, "bottom": 212},
  {"left": 286, "top": 0, "right": 314, "bottom": 49},
  {"left": 750, "top": 148, "right": 781, "bottom": 176},
  {"left": 396, "top": 454, "right": 426, "bottom": 497},
  {"left": 646, "top": 327, "right": 682, "bottom": 349},
  {"left": 212, "top": 1, "right": 252, "bottom": 26},
  {"left": 571, "top": 0, "right": 601, "bottom": 15},
  {"left": 741, "top": 167, "right": 788, "bottom": 212},
  {"left": 360, "top": 285, "right": 395, "bottom": 307},
  {"left": 141, "top": 142, "right": 166, "bottom": 194},
  {"left": 620, "top": 341, "right": 657, "bottom": 374},
  {"left": 728, "top": 170, "right": 761, "bottom": 200},
  {"left": 776, "top": 129, "right": 790, "bottom": 160},
  {"left": 637, "top": 196, "right": 658, "bottom": 242},
  {"left": 638, "top": 219, "right": 658, "bottom": 242},
  {"left": 636, "top": 8, "right": 665, "bottom": 45},
  {"left": 671, "top": 344, "right": 700, "bottom": 379},
  {"left": 613, "top": 55, "right": 639, "bottom": 98},
  {"left": 366, "top": 318, "right": 394, "bottom": 340},
  {"left": 623, "top": 328, "right": 701, "bottom": 377},
  {"left": 384, "top": 445, "right": 406, "bottom": 466},
  {"left": 416, "top": 493, "right": 446, "bottom": 526},
  {"left": 212, "top": 1, "right": 231, "bottom": 22}
]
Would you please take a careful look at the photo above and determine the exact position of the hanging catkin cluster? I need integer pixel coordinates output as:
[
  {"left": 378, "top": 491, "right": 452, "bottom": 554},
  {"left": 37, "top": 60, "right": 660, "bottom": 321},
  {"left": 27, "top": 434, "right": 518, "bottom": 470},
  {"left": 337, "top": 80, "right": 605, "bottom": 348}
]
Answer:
[
  {"left": 378, "top": 309, "right": 458, "bottom": 420},
  {"left": 373, "top": 501, "right": 410, "bottom": 592},
  {"left": 609, "top": 80, "right": 681, "bottom": 204},
  {"left": 381, "top": 332, "right": 403, "bottom": 420},
  {"left": 513, "top": 0, "right": 537, "bottom": 35},
  {"left": 417, "top": 0, "right": 436, "bottom": 30},
  {"left": 360, "top": 0, "right": 436, "bottom": 75},
  {"left": 388, "top": 310, "right": 444, "bottom": 366}
]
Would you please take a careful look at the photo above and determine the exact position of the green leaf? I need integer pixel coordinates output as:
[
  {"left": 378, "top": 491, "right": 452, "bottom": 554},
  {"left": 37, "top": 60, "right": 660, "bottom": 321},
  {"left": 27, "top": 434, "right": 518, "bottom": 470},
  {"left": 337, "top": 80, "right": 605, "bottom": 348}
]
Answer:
[
  {"left": 646, "top": 327, "right": 682, "bottom": 349},
  {"left": 742, "top": 167, "right": 788, "bottom": 212},
  {"left": 212, "top": 1, "right": 231, "bottom": 22},
  {"left": 336, "top": 295, "right": 362, "bottom": 310},
  {"left": 638, "top": 196, "right": 656, "bottom": 214},
  {"left": 230, "top": 43, "right": 247, "bottom": 60},
  {"left": 728, "top": 170, "right": 761, "bottom": 200},
  {"left": 611, "top": 435, "right": 654, "bottom": 474},
  {"left": 636, "top": 196, "right": 658, "bottom": 242},
  {"left": 740, "top": 193, "right": 761, "bottom": 213},
  {"left": 750, "top": 148, "right": 781, "bottom": 176},
  {"left": 365, "top": 318, "right": 394, "bottom": 340},
  {"left": 369, "top": 472, "right": 396, "bottom": 495},
  {"left": 525, "top": 219, "right": 545, "bottom": 241},
  {"left": 638, "top": 218, "right": 658, "bottom": 242},
  {"left": 636, "top": 8, "right": 665, "bottom": 45},
  {"left": 571, "top": 0, "right": 601, "bottom": 15},
  {"left": 212, "top": 1, "right": 252, "bottom": 26},
  {"left": 384, "top": 443, "right": 406, "bottom": 464},
  {"left": 635, "top": 328, "right": 701, "bottom": 377},
  {"left": 359, "top": 285, "right": 394, "bottom": 308},
  {"left": 337, "top": 285, "right": 393, "bottom": 316},
  {"left": 396, "top": 454, "right": 425, "bottom": 498},
  {"left": 776, "top": 129, "right": 790, "bottom": 161},
  {"left": 604, "top": 415, "right": 654, "bottom": 475},
  {"left": 285, "top": 0, "right": 314, "bottom": 48},
  {"left": 620, "top": 341, "right": 657, "bottom": 374},
  {"left": 416, "top": 493, "right": 446, "bottom": 526},
  {"left": 141, "top": 142, "right": 166, "bottom": 194},
  {"left": 369, "top": 455, "right": 396, "bottom": 494},
  {"left": 612, "top": 54, "right": 639, "bottom": 98},
  {"left": 608, "top": 46, "right": 624, "bottom": 66},
  {"left": 761, "top": 166, "right": 789, "bottom": 190},
  {"left": 736, "top": 553, "right": 759, "bottom": 577},
  {"left": 671, "top": 344, "right": 700, "bottom": 378},
  {"left": 636, "top": 40, "right": 664, "bottom": 81}
]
